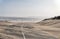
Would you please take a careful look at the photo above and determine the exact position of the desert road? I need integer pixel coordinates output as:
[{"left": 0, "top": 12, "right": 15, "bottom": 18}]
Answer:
[{"left": 0, "top": 22, "right": 58, "bottom": 39}]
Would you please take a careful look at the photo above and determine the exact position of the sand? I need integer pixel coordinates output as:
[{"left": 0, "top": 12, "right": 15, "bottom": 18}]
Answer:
[{"left": 0, "top": 21, "right": 59, "bottom": 39}]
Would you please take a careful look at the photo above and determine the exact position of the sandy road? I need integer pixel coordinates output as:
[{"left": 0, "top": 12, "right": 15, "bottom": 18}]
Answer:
[
  {"left": 0, "top": 22, "right": 58, "bottom": 39},
  {"left": 17, "top": 22, "right": 58, "bottom": 39},
  {"left": 20, "top": 23, "right": 26, "bottom": 39}
]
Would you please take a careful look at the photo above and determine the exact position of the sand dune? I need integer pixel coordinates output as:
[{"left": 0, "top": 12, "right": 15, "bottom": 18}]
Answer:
[{"left": 37, "top": 20, "right": 60, "bottom": 39}]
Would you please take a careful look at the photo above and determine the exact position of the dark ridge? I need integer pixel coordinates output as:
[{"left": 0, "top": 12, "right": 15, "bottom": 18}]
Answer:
[
  {"left": 43, "top": 16, "right": 60, "bottom": 21},
  {"left": 52, "top": 16, "right": 60, "bottom": 19}
]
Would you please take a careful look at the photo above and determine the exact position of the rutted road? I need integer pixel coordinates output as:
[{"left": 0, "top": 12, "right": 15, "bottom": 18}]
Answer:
[{"left": 0, "top": 22, "right": 58, "bottom": 39}]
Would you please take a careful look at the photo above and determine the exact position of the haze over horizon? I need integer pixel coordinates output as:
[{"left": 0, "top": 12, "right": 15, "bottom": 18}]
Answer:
[{"left": 0, "top": 0, "right": 60, "bottom": 17}]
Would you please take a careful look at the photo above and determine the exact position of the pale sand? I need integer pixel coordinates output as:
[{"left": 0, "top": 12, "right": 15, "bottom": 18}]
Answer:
[
  {"left": 37, "top": 20, "right": 60, "bottom": 39},
  {"left": 0, "top": 21, "right": 59, "bottom": 39}
]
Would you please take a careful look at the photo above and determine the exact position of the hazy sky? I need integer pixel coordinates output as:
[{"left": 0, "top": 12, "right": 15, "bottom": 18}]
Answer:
[{"left": 0, "top": 0, "right": 60, "bottom": 17}]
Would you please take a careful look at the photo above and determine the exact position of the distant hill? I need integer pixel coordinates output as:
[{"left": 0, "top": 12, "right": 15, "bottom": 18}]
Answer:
[
  {"left": 42, "top": 16, "right": 60, "bottom": 21},
  {"left": 37, "top": 16, "right": 60, "bottom": 26}
]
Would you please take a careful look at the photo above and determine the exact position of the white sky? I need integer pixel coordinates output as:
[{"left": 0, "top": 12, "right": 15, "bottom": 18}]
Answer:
[{"left": 0, "top": 0, "right": 60, "bottom": 17}]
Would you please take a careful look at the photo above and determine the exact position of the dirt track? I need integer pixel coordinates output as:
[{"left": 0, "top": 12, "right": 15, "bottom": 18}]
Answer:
[{"left": 0, "top": 22, "right": 58, "bottom": 39}]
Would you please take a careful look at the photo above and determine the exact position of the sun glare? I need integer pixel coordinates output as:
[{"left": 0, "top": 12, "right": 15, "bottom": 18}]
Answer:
[{"left": 55, "top": 0, "right": 60, "bottom": 7}]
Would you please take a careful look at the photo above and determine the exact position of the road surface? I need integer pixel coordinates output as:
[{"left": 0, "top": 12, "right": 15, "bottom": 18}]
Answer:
[{"left": 0, "top": 22, "right": 58, "bottom": 39}]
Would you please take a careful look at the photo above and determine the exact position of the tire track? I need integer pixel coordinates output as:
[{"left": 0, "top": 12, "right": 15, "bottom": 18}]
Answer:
[{"left": 21, "top": 23, "right": 26, "bottom": 39}]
